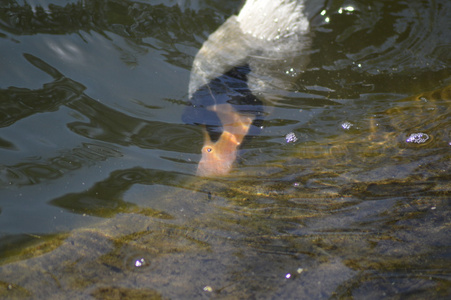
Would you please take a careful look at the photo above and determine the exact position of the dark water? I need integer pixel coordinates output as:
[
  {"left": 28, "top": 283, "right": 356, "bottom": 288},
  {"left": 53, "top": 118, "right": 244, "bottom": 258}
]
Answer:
[{"left": 0, "top": 0, "right": 450, "bottom": 299}]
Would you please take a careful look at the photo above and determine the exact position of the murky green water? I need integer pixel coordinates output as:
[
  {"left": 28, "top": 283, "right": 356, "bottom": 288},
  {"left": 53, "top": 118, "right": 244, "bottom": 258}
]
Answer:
[{"left": 0, "top": 0, "right": 450, "bottom": 299}]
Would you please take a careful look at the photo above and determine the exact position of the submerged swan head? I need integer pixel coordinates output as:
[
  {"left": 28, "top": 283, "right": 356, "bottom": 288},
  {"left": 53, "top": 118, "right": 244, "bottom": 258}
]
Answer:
[{"left": 186, "top": 0, "right": 311, "bottom": 176}]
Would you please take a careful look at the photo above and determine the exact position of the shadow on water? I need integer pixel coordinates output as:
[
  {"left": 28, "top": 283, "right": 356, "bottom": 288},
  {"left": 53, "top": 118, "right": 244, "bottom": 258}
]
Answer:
[
  {"left": 0, "top": 0, "right": 450, "bottom": 299},
  {"left": 0, "top": 53, "right": 198, "bottom": 187}
]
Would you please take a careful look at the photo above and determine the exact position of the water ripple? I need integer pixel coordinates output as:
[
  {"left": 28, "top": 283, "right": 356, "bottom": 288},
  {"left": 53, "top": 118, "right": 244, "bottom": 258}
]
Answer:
[{"left": 317, "top": 0, "right": 450, "bottom": 74}]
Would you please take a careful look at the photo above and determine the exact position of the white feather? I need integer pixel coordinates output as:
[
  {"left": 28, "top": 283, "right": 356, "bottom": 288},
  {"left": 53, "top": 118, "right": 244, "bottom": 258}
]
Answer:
[
  {"left": 189, "top": 0, "right": 310, "bottom": 99},
  {"left": 237, "top": 0, "right": 309, "bottom": 42}
]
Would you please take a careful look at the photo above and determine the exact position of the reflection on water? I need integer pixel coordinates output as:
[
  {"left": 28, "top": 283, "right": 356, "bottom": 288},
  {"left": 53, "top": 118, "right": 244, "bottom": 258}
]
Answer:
[{"left": 0, "top": 0, "right": 450, "bottom": 298}]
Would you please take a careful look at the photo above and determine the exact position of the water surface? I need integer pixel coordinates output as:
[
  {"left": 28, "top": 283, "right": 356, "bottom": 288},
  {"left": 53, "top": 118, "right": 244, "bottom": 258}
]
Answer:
[{"left": 0, "top": 0, "right": 450, "bottom": 298}]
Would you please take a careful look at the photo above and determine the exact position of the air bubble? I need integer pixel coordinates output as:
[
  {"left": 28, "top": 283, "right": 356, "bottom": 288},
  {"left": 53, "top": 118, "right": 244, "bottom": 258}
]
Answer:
[
  {"left": 406, "top": 133, "right": 429, "bottom": 144},
  {"left": 285, "top": 132, "right": 298, "bottom": 143},
  {"left": 135, "top": 258, "right": 147, "bottom": 267},
  {"left": 341, "top": 121, "right": 353, "bottom": 130}
]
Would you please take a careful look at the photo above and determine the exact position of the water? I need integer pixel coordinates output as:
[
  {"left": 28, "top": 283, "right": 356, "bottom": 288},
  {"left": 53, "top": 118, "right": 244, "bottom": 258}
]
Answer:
[{"left": 0, "top": 0, "right": 450, "bottom": 298}]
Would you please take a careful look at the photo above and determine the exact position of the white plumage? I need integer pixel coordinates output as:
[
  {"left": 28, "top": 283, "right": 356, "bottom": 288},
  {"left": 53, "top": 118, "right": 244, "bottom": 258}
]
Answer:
[
  {"left": 237, "top": 0, "right": 309, "bottom": 42},
  {"left": 189, "top": 0, "right": 311, "bottom": 99}
]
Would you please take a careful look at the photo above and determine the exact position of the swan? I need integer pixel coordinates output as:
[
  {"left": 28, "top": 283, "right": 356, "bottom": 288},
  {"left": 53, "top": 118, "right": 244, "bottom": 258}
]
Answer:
[{"left": 183, "top": 0, "right": 312, "bottom": 176}]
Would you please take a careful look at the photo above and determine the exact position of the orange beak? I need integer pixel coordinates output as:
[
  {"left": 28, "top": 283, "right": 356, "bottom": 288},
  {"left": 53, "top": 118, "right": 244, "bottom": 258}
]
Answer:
[{"left": 197, "top": 103, "right": 254, "bottom": 176}]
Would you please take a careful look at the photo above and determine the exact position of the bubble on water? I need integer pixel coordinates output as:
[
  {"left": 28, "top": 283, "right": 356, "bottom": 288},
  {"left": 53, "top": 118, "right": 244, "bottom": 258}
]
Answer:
[
  {"left": 134, "top": 258, "right": 147, "bottom": 268},
  {"left": 285, "top": 67, "right": 298, "bottom": 77},
  {"left": 406, "top": 133, "right": 429, "bottom": 144},
  {"left": 285, "top": 132, "right": 298, "bottom": 143},
  {"left": 125, "top": 254, "right": 152, "bottom": 272},
  {"left": 338, "top": 6, "right": 356, "bottom": 14},
  {"left": 341, "top": 121, "right": 353, "bottom": 130}
]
